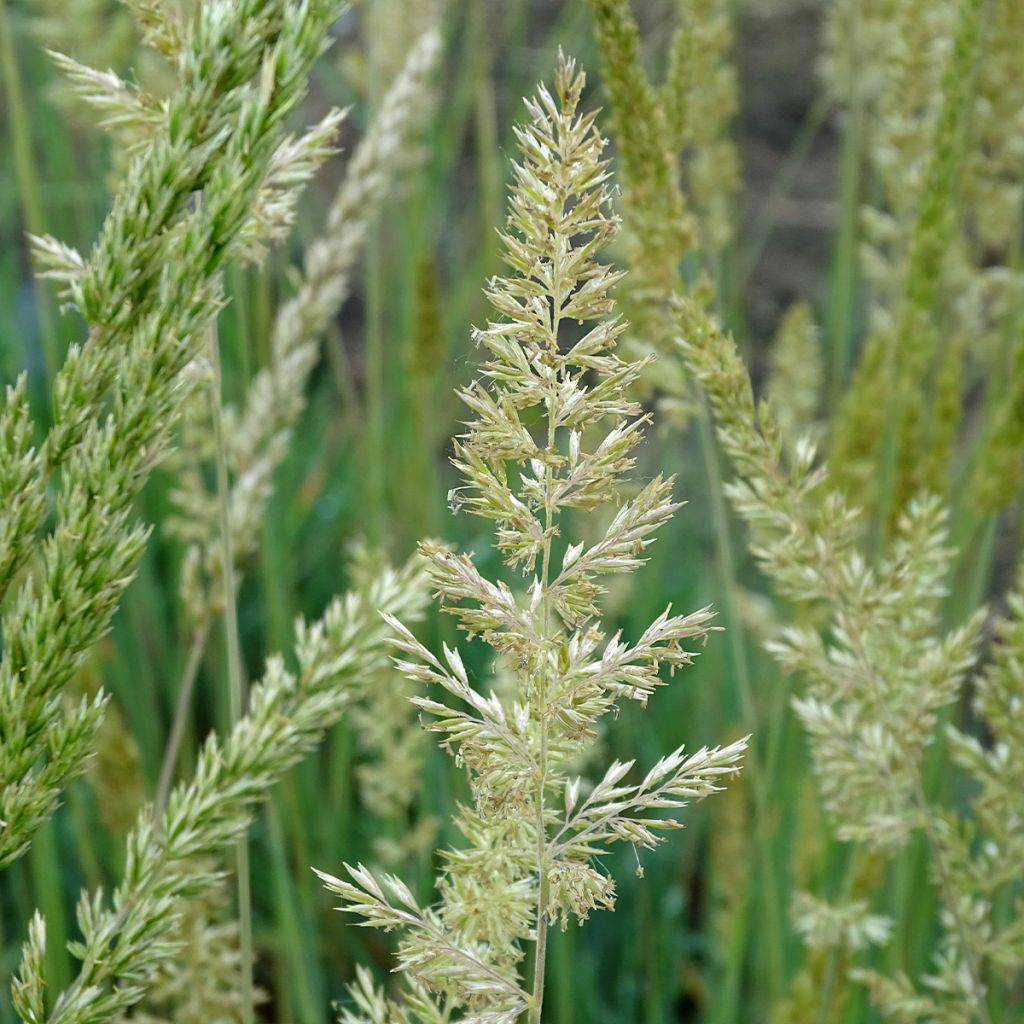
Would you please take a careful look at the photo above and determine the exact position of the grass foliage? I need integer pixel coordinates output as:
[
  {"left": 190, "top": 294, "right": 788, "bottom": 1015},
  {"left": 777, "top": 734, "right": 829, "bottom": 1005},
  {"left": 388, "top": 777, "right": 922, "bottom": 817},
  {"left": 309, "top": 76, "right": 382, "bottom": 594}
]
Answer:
[{"left": 1, "top": 1, "right": 1022, "bottom": 1022}]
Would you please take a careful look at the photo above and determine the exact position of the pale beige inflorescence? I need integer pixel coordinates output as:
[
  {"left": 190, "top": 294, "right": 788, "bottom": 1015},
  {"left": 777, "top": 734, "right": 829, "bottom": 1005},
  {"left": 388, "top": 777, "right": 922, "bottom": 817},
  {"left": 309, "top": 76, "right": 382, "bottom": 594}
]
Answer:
[
  {"left": 679, "top": 285, "right": 1022, "bottom": 1020},
  {"left": 318, "top": 53, "right": 746, "bottom": 1024}
]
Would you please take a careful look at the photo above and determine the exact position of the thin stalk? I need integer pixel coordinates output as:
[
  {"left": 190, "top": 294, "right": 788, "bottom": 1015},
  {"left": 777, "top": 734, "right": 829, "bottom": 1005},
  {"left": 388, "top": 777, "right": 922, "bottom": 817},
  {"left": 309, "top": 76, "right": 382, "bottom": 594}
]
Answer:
[
  {"left": 695, "top": 401, "right": 757, "bottom": 748},
  {"left": 812, "top": 844, "right": 861, "bottom": 1024},
  {"left": 265, "top": 801, "right": 323, "bottom": 1024},
  {"left": 735, "top": 92, "right": 832, "bottom": 295},
  {"left": 364, "top": 233, "right": 386, "bottom": 546},
  {"left": 529, "top": 405, "right": 556, "bottom": 1024},
  {"left": 209, "top": 327, "right": 255, "bottom": 1024},
  {"left": 695, "top": 397, "right": 786, "bottom": 1010},
  {"left": 815, "top": 936, "right": 843, "bottom": 1024},
  {"left": 530, "top": 737, "right": 551, "bottom": 1024},
  {"left": 123, "top": 560, "right": 176, "bottom": 782},
  {"left": 154, "top": 626, "right": 210, "bottom": 820},
  {"left": 825, "top": 15, "right": 865, "bottom": 413},
  {"left": 363, "top": 2, "right": 388, "bottom": 547},
  {"left": 530, "top": 227, "right": 566, "bottom": 1024},
  {"left": 0, "top": 0, "right": 60, "bottom": 387},
  {"left": 231, "top": 266, "right": 254, "bottom": 387}
]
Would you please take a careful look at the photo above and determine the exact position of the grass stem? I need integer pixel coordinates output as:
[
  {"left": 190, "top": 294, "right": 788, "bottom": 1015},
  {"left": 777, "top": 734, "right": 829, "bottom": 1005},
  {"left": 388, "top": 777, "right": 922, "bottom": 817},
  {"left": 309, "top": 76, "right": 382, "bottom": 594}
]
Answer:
[
  {"left": 209, "top": 325, "right": 255, "bottom": 1024},
  {"left": 155, "top": 626, "right": 210, "bottom": 820},
  {"left": 0, "top": 0, "right": 60, "bottom": 389}
]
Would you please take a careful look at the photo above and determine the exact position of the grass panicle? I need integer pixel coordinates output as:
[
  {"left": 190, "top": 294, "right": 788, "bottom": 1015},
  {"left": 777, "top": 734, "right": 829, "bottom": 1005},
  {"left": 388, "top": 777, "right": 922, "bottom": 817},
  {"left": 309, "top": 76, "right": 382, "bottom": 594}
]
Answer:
[
  {"left": 0, "top": 0, "right": 350, "bottom": 870},
  {"left": 678, "top": 292, "right": 1022, "bottom": 1020},
  {"left": 317, "top": 54, "right": 747, "bottom": 1024},
  {"left": 12, "top": 556, "right": 428, "bottom": 1024},
  {"left": 167, "top": 24, "right": 442, "bottom": 635}
]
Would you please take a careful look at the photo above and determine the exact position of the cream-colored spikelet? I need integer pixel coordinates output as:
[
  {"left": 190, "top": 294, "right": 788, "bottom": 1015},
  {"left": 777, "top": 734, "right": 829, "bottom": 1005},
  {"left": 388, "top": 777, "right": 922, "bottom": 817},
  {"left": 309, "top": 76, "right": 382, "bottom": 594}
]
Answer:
[
  {"left": 678, "top": 290, "right": 1022, "bottom": 1020},
  {"left": 317, "top": 53, "right": 746, "bottom": 1024}
]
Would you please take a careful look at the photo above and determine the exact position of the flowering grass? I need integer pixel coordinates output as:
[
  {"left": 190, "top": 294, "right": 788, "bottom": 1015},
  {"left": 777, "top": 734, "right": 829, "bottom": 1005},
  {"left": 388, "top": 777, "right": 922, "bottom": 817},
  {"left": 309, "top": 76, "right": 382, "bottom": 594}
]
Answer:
[{"left": 1, "top": 1, "right": 1022, "bottom": 1023}]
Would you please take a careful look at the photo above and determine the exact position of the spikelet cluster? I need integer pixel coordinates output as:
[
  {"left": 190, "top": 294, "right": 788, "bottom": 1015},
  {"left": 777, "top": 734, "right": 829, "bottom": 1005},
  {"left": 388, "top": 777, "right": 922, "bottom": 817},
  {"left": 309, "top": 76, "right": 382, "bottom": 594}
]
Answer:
[
  {"left": 114, "top": 870, "right": 265, "bottom": 1024},
  {"left": 827, "top": 0, "right": 1024, "bottom": 521},
  {"left": 960, "top": 0, "right": 1024, "bottom": 511},
  {"left": 663, "top": 0, "right": 740, "bottom": 260},
  {"left": 962, "top": 0, "right": 1024, "bottom": 250},
  {"left": 167, "top": 25, "right": 441, "bottom": 632},
  {"left": 12, "top": 554, "right": 428, "bottom": 1024},
  {"left": 28, "top": 0, "right": 167, "bottom": 124},
  {"left": 765, "top": 301, "right": 823, "bottom": 456},
  {"left": 586, "top": 0, "right": 738, "bottom": 428},
  {"left": 0, "top": 0, "right": 347, "bottom": 870},
  {"left": 585, "top": 0, "right": 697, "bottom": 423},
  {"left": 822, "top": 0, "right": 1022, "bottom": 271},
  {"left": 318, "top": 55, "right": 746, "bottom": 1024},
  {"left": 888, "top": 572, "right": 1024, "bottom": 1021},
  {"left": 826, "top": 0, "right": 966, "bottom": 505},
  {"left": 678, "top": 294, "right": 1024, "bottom": 1019},
  {"left": 819, "top": 0, "right": 918, "bottom": 112},
  {"left": 588, "top": 0, "right": 696, "bottom": 322}
]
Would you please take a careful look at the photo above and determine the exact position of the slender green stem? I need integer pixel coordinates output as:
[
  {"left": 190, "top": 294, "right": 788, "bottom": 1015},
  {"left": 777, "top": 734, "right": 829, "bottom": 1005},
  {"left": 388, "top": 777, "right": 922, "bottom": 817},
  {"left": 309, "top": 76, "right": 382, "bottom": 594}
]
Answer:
[
  {"left": 825, "top": 15, "right": 864, "bottom": 414},
  {"left": 209, "top": 327, "right": 254, "bottom": 1024},
  {"left": 0, "top": 0, "right": 60, "bottom": 388},
  {"left": 530, "top": 216, "right": 568, "bottom": 1024},
  {"left": 735, "top": 92, "right": 832, "bottom": 296},
  {"left": 814, "top": 933, "right": 843, "bottom": 1024},
  {"left": 695, "top": 401, "right": 756, "bottom": 742},
  {"left": 812, "top": 843, "right": 862, "bottom": 1024},
  {"left": 154, "top": 626, "right": 210, "bottom": 820},
  {"left": 695, "top": 397, "right": 786, "bottom": 1009},
  {"left": 529, "top": 400, "right": 556, "bottom": 1024},
  {"left": 530, "top": 754, "right": 550, "bottom": 1023},
  {"left": 363, "top": 2, "right": 388, "bottom": 547},
  {"left": 265, "top": 801, "right": 323, "bottom": 1024}
]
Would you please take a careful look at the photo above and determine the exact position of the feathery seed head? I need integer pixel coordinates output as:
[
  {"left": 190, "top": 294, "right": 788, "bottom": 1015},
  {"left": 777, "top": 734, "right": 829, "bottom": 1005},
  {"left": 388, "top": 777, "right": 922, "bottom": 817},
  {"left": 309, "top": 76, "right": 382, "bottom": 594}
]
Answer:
[{"left": 321, "top": 55, "right": 746, "bottom": 1022}]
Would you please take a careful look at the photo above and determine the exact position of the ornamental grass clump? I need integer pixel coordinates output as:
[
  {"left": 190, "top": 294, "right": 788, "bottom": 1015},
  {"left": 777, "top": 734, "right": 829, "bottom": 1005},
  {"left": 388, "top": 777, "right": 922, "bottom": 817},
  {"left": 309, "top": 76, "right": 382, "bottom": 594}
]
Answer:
[{"left": 317, "top": 53, "right": 747, "bottom": 1024}]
